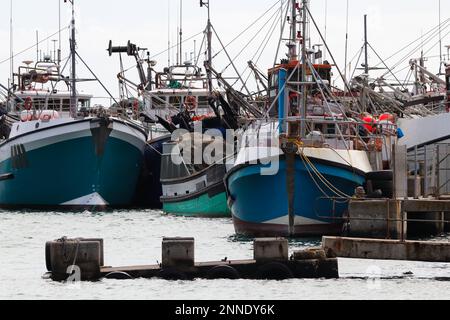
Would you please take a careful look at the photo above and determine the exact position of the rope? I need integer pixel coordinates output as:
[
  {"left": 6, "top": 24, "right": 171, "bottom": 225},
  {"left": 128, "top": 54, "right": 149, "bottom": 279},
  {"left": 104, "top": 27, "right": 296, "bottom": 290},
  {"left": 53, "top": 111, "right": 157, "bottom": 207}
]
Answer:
[
  {"left": 0, "top": 26, "right": 70, "bottom": 65},
  {"left": 212, "top": 0, "right": 283, "bottom": 60},
  {"left": 294, "top": 141, "right": 352, "bottom": 199}
]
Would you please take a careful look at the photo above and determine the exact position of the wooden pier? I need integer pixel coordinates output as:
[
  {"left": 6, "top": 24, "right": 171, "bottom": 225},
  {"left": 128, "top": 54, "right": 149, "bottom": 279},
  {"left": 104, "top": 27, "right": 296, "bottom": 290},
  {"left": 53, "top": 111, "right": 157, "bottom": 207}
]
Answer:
[{"left": 45, "top": 237, "right": 339, "bottom": 282}]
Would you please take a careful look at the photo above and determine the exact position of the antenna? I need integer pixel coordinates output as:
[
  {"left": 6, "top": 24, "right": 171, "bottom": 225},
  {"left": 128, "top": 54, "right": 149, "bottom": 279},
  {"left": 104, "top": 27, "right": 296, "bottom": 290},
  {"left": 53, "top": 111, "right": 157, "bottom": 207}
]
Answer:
[
  {"left": 324, "top": 0, "right": 328, "bottom": 60},
  {"left": 58, "top": 0, "right": 62, "bottom": 66},
  {"left": 9, "top": 0, "right": 13, "bottom": 87},
  {"left": 438, "top": 0, "right": 443, "bottom": 74},
  {"left": 179, "top": 0, "right": 183, "bottom": 66},
  {"left": 36, "top": 31, "right": 40, "bottom": 62},
  {"left": 168, "top": 0, "right": 171, "bottom": 67}
]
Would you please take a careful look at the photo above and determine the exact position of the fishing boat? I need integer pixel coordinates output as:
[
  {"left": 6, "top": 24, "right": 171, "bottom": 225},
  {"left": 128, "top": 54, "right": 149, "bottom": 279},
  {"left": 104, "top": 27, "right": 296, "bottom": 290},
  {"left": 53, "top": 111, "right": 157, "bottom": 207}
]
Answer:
[
  {"left": 159, "top": 130, "right": 231, "bottom": 217},
  {"left": 225, "top": 0, "right": 388, "bottom": 237},
  {"left": 0, "top": 2, "right": 147, "bottom": 209}
]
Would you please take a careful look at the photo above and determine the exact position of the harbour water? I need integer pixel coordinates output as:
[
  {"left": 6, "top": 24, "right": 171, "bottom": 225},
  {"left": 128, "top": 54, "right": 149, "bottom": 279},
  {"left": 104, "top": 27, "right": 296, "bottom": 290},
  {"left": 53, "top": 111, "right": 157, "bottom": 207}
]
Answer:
[{"left": 0, "top": 210, "right": 449, "bottom": 300}]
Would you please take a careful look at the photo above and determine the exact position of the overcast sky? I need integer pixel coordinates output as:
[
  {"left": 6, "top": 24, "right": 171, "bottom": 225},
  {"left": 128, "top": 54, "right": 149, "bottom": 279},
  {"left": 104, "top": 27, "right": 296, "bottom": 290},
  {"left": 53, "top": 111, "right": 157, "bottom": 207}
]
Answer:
[{"left": 0, "top": 0, "right": 448, "bottom": 102}]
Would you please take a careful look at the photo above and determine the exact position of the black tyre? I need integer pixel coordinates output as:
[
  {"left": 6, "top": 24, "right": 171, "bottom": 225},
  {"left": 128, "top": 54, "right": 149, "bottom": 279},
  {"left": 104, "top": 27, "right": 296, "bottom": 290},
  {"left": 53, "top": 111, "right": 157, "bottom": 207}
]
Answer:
[
  {"left": 372, "top": 180, "right": 393, "bottom": 198},
  {"left": 366, "top": 170, "right": 393, "bottom": 181},
  {"left": 256, "top": 262, "right": 294, "bottom": 280},
  {"left": 206, "top": 265, "right": 240, "bottom": 280},
  {"left": 45, "top": 242, "right": 52, "bottom": 272},
  {"left": 158, "top": 268, "right": 187, "bottom": 281},
  {"left": 104, "top": 272, "right": 133, "bottom": 280}
]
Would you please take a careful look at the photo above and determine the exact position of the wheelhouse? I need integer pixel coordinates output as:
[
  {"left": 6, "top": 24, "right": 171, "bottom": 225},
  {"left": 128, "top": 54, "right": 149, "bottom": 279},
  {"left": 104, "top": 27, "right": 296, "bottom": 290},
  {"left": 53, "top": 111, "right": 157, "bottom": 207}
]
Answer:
[{"left": 267, "top": 59, "right": 332, "bottom": 116}]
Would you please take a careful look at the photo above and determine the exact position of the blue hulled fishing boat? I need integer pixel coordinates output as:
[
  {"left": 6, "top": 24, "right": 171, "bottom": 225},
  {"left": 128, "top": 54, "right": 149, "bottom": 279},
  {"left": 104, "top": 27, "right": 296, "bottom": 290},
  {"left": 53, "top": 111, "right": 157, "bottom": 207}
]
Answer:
[
  {"left": 0, "top": 1, "right": 147, "bottom": 208},
  {"left": 225, "top": 0, "right": 389, "bottom": 237}
]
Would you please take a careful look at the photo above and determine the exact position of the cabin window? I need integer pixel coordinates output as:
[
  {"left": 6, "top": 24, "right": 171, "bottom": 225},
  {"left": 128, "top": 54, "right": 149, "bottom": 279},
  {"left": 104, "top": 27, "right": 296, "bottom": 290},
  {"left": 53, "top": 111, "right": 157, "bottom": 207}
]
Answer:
[
  {"left": 198, "top": 96, "right": 209, "bottom": 108},
  {"left": 270, "top": 74, "right": 279, "bottom": 88}
]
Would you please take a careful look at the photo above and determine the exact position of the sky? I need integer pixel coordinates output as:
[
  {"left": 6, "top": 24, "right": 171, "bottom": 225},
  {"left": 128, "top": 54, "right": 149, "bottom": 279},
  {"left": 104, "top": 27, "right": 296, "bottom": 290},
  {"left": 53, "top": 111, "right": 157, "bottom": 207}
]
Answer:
[{"left": 0, "top": 0, "right": 449, "bottom": 104}]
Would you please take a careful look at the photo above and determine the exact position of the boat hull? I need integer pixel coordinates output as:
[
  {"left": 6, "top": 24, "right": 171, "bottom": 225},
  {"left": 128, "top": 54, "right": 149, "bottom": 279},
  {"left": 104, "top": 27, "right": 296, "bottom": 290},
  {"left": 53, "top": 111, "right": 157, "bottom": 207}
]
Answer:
[
  {"left": 162, "top": 188, "right": 230, "bottom": 217},
  {"left": 0, "top": 118, "right": 146, "bottom": 208},
  {"left": 226, "top": 155, "right": 366, "bottom": 237}
]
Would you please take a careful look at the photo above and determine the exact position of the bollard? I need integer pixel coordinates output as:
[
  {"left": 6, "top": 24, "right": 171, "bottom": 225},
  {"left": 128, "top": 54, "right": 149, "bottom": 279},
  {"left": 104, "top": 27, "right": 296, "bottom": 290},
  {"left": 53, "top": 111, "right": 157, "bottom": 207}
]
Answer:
[
  {"left": 161, "top": 237, "right": 195, "bottom": 269},
  {"left": 46, "top": 237, "right": 103, "bottom": 281},
  {"left": 254, "top": 238, "right": 289, "bottom": 262}
]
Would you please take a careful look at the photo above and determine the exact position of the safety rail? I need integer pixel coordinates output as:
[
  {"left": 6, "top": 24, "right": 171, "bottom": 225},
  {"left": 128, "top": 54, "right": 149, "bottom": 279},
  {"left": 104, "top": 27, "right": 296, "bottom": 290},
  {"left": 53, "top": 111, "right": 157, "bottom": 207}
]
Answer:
[
  {"left": 314, "top": 197, "right": 450, "bottom": 241},
  {"left": 410, "top": 143, "right": 450, "bottom": 198}
]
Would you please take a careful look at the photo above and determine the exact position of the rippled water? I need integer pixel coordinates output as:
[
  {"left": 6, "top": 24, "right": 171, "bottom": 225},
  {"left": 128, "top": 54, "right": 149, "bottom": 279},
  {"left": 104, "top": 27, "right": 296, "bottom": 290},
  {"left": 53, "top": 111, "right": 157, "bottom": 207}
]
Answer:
[{"left": 0, "top": 210, "right": 449, "bottom": 300}]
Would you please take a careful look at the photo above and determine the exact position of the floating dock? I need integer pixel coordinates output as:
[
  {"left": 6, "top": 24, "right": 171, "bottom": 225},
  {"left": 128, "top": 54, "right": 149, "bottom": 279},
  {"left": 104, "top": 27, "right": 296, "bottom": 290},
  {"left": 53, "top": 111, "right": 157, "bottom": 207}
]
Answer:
[
  {"left": 44, "top": 237, "right": 339, "bottom": 282},
  {"left": 323, "top": 236, "right": 450, "bottom": 262}
]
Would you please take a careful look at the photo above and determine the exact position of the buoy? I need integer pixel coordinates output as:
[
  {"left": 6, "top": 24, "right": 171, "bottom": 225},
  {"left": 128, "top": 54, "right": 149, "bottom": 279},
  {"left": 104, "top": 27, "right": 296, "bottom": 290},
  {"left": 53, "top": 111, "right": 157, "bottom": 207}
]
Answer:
[
  {"left": 362, "top": 115, "right": 376, "bottom": 133},
  {"left": 379, "top": 113, "right": 395, "bottom": 122}
]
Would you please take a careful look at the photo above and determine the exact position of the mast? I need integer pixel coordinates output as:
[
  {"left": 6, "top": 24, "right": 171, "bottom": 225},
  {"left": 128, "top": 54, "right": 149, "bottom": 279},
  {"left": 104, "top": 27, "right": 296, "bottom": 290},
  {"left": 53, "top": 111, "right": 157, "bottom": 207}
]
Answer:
[
  {"left": 344, "top": 0, "right": 349, "bottom": 92},
  {"left": 362, "top": 14, "right": 369, "bottom": 112},
  {"left": 300, "top": 0, "right": 307, "bottom": 138},
  {"left": 200, "top": 0, "right": 213, "bottom": 95},
  {"left": 364, "top": 14, "right": 369, "bottom": 76},
  {"left": 69, "top": 0, "right": 77, "bottom": 117},
  {"left": 288, "top": 0, "right": 297, "bottom": 61}
]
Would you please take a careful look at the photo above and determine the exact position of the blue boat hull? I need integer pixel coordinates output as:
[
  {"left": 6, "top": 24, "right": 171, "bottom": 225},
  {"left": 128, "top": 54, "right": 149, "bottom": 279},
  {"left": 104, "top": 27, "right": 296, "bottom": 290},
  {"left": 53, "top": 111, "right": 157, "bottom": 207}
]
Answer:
[
  {"left": 226, "top": 156, "right": 366, "bottom": 237},
  {"left": 0, "top": 119, "right": 145, "bottom": 208}
]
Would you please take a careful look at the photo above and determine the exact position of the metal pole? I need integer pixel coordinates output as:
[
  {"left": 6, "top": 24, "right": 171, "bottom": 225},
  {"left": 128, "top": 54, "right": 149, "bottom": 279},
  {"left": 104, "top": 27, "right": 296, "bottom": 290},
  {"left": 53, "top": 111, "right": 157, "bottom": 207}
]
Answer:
[
  {"left": 439, "top": 0, "right": 443, "bottom": 74},
  {"left": 344, "top": 0, "right": 349, "bottom": 91},
  {"left": 168, "top": 0, "right": 171, "bottom": 67},
  {"left": 9, "top": 0, "right": 13, "bottom": 87},
  {"left": 58, "top": 0, "right": 61, "bottom": 66},
  {"left": 207, "top": 2, "right": 213, "bottom": 95},
  {"left": 437, "top": 144, "right": 441, "bottom": 198},
  {"left": 70, "top": 0, "right": 77, "bottom": 118},
  {"left": 364, "top": 15, "right": 369, "bottom": 76},
  {"left": 415, "top": 145, "right": 419, "bottom": 198},
  {"left": 179, "top": 0, "right": 183, "bottom": 65}
]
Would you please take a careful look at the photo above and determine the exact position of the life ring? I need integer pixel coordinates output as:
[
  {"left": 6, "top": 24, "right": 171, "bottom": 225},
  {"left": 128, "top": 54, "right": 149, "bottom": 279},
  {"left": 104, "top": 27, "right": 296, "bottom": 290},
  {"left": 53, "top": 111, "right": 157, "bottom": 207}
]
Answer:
[
  {"left": 24, "top": 97, "right": 33, "bottom": 111},
  {"left": 185, "top": 95, "right": 198, "bottom": 111},
  {"left": 41, "top": 114, "right": 52, "bottom": 121}
]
